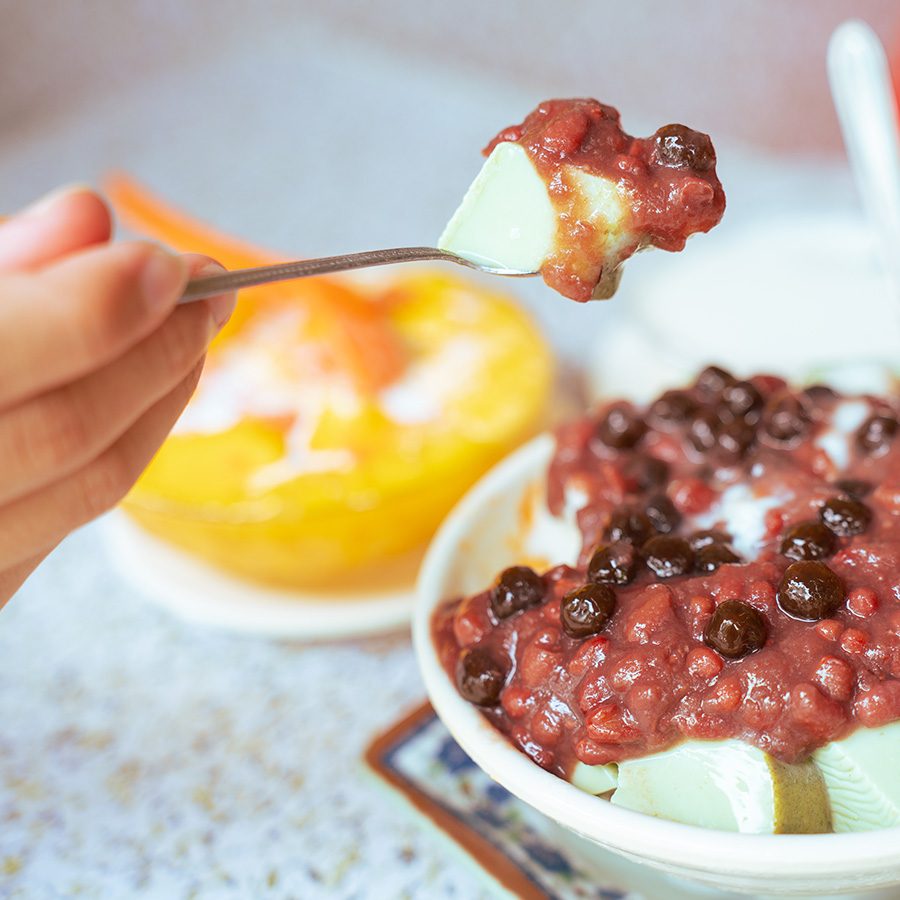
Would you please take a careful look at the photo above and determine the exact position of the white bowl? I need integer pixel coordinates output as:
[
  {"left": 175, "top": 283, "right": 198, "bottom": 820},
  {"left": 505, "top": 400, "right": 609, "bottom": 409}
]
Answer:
[{"left": 413, "top": 434, "right": 900, "bottom": 897}]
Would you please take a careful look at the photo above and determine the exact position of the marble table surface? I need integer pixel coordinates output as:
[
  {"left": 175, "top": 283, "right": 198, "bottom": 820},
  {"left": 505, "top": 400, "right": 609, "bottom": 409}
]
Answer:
[
  {"left": 0, "top": 523, "right": 493, "bottom": 899},
  {"left": 0, "top": 11, "right": 865, "bottom": 899}
]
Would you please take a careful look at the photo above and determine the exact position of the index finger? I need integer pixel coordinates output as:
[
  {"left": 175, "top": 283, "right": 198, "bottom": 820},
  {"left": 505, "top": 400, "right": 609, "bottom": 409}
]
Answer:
[
  {"left": 0, "top": 241, "right": 187, "bottom": 409},
  {"left": 0, "top": 187, "right": 112, "bottom": 273}
]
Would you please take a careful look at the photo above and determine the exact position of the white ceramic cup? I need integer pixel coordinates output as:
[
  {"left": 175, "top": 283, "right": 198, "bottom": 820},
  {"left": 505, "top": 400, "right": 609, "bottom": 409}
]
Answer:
[{"left": 586, "top": 214, "right": 900, "bottom": 404}]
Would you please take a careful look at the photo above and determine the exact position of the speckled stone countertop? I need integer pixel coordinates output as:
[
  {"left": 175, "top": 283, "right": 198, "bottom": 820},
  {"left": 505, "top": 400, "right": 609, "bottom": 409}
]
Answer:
[
  {"left": 0, "top": 10, "right": 861, "bottom": 898},
  {"left": 0, "top": 523, "right": 492, "bottom": 899}
]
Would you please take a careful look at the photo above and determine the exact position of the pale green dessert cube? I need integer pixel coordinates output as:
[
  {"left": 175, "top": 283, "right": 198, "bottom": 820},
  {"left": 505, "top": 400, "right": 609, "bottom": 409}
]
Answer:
[
  {"left": 814, "top": 722, "right": 900, "bottom": 832},
  {"left": 438, "top": 142, "right": 629, "bottom": 285},
  {"left": 570, "top": 761, "right": 618, "bottom": 795},
  {"left": 611, "top": 740, "right": 831, "bottom": 834}
]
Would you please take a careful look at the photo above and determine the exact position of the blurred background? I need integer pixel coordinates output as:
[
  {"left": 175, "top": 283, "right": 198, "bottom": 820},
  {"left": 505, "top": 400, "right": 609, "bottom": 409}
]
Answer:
[
  {"left": 3, "top": 2, "right": 900, "bottom": 897},
  {"left": 2, "top": 0, "right": 898, "bottom": 357}
]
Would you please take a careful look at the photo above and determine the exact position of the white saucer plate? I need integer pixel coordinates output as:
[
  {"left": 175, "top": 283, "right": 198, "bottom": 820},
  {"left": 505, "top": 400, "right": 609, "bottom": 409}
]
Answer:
[{"left": 102, "top": 512, "right": 415, "bottom": 640}]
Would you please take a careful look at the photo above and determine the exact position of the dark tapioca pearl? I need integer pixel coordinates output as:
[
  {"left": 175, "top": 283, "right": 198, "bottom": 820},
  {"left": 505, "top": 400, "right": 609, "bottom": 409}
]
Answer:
[
  {"left": 560, "top": 583, "right": 617, "bottom": 638},
  {"left": 777, "top": 561, "right": 845, "bottom": 621},
  {"left": 648, "top": 389, "right": 699, "bottom": 428},
  {"left": 803, "top": 384, "right": 838, "bottom": 403},
  {"left": 604, "top": 508, "right": 654, "bottom": 545},
  {"left": 456, "top": 648, "right": 507, "bottom": 706},
  {"left": 689, "top": 529, "right": 731, "bottom": 551},
  {"left": 779, "top": 521, "right": 836, "bottom": 561},
  {"left": 720, "top": 381, "right": 764, "bottom": 421},
  {"left": 623, "top": 455, "right": 669, "bottom": 492},
  {"left": 642, "top": 535, "right": 694, "bottom": 579},
  {"left": 587, "top": 541, "right": 637, "bottom": 585},
  {"left": 688, "top": 409, "right": 721, "bottom": 453},
  {"left": 716, "top": 417, "right": 757, "bottom": 463},
  {"left": 857, "top": 414, "right": 898, "bottom": 454},
  {"left": 761, "top": 392, "right": 810, "bottom": 444},
  {"left": 490, "top": 566, "right": 545, "bottom": 620},
  {"left": 695, "top": 543, "right": 741, "bottom": 573},
  {"left": 694, "top": 365, "right": 737, "bottom": 399},
  {"left": 819, "top": 497, "right": 872, "bottom": 537},
  {"left": 653, "top": 124, "right": 716, "bottom": 171},
  {"left": 596, "top": 403, "right": 647, "bottom": 450},
  {"left": 834, "top": 478, "right": 873, "bottom": 499},
  {"left": 704, "top": 600, "right": 768, "bottom": 659},
  {"left": 645, "top": 494, "right": 681, "bottom": 534}
]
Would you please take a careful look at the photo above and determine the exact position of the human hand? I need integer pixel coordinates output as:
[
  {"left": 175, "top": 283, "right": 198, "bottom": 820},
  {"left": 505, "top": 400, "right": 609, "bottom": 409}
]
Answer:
[{"left": 0, "top": 185, "right": 236, "bottom": 607}]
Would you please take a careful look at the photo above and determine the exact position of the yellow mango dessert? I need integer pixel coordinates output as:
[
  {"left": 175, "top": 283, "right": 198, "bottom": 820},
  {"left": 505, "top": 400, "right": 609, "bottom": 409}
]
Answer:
[{"left": 108, "top": 176, "right": 552, "bottom": 588}]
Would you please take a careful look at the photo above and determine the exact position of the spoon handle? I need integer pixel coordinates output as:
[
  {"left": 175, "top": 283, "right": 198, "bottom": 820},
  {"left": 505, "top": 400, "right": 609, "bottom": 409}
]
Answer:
[
  {"left": 179, "top": 247, "right": 459, "bottom": 302},
  {"left": 828, "top": 20, "right": 900, "bottom": 293}
]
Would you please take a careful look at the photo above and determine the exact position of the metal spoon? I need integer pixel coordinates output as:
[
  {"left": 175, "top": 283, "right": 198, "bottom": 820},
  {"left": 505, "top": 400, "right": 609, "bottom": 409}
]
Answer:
[
  {"left": 827, "top": 19, "right": 900, "bottom": 298},
  {"left": 179, "top": 246, "right": 537, "bottom": 303}
]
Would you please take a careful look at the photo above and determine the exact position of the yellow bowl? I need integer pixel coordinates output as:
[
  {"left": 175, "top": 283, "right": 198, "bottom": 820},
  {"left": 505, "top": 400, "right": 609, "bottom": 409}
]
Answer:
[{"left": 125, "top": 271, "right": 553, "bottom": 588}]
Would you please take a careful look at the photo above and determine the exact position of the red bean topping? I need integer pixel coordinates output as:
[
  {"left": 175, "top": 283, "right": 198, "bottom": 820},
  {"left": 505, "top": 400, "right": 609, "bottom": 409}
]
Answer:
[
  {"left": 686, "top": 646, "right": 724, "bottom": 680},
  {"left": 720, "top": 380, "right": 763, "bottom": 421},
  {"left": 819, "top": 497, "right": 872, "bottom": 537},
  {"left": 653, "top": 124, "right": 716, "bottom": 171},
  {"left": 623, "top": 455, "right": 669, "bottom": 491},
  {"left": 585, "top": 702, "right": 641, "bottom": 744},
  {"left": 437, "top": 374, "right": 900, "bottom": 775},
  {"left": 779, "top": 521, "right": 836, "bottom": 561},
  {"left": 648, "top": 389, "right": 698, "bottom": 427},
  {"left": 694, "top": 365, "right": 736, "bottom": 398},
  {"left": 840, "top": 627, "right": 869, "bottom": 655},
  {"left": 596, "top": 403, "right": 647, "bottom": 450},
  {"left": 789, "top": 683, "right": 846, "bottom": 738},
  {"left": 644, "top": 494, "right": 681, "bottom": 534},
  {"left": 687, "top": 409, "right": 720, "bottom": 453},
  {"left": 688, "top": 529, "right": 731, "bottom": 551},
  {"left": 803, "top": 383, "right": 838, "bottom": 403},
  {"left": 642, "top": 535, "right": 694, "bottom": 579},
  {"left": 835, "top": 478, "right": 873, "bottom": 499},
  {"left": 847, "top": 588, "right": 879, "bottom": 618},
  {"left": 695, "top": 543, "right": 741, "bottom": 573},
  {"left": 777, "top": 561, "right": 845, "bottom": 621},
  {"left": 716, "top": 417, "right": 757, "bottom": 462},
  {"left": 456, "top": 648, "right": 508, "bottom": 706},
  {"left": 604, "top": 507, "right": 654, "bottom": 545},
  {"left": 670, "top": 478, "right": 717, "bottom": 515},
  {"left": 815, "top": 619, "right": 844, "bottom": 642},
  {"left": 857, "top": 414, "right": 898, "bottom": 454},
  {"left": 560, "top": 583, "right": 617, "bottom": 639},
  {"left": 490, "top": 566, "right": 545, "bottom": 620},
  {"left": 704, "top": 600, "right": 768, "bottom": 659},
  {"left": 587, "top": 541, "right": 637, "bottom": 586},
  {"left": 815, "top": 656, "right": 855, "bottom": 702},
  {"left": 761, "top": 392, "right": 810, "bottom": 445}
]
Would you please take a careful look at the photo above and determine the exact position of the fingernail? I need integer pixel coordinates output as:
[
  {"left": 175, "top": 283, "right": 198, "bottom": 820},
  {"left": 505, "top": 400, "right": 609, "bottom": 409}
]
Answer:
[
  {"left": 141, "top": 247, "right": 187, "bottom": 310},
  {"left": 208, "top": 292, "right": 237, "bottom": 329},
  {"left": 196, "top": 262, "right": 237, "bottom": 328},
  {"left": 22, "top": 183, "right": 94, "bottom": 218}
]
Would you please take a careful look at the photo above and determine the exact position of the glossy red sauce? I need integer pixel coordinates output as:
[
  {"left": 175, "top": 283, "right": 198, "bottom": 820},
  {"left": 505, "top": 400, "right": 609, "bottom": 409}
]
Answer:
[
  {"left": 433, "top": 372, "right": 900, "bottom": 777},
  {"left": 483, "top": 99, "right": 726, "bottom": 301}
]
